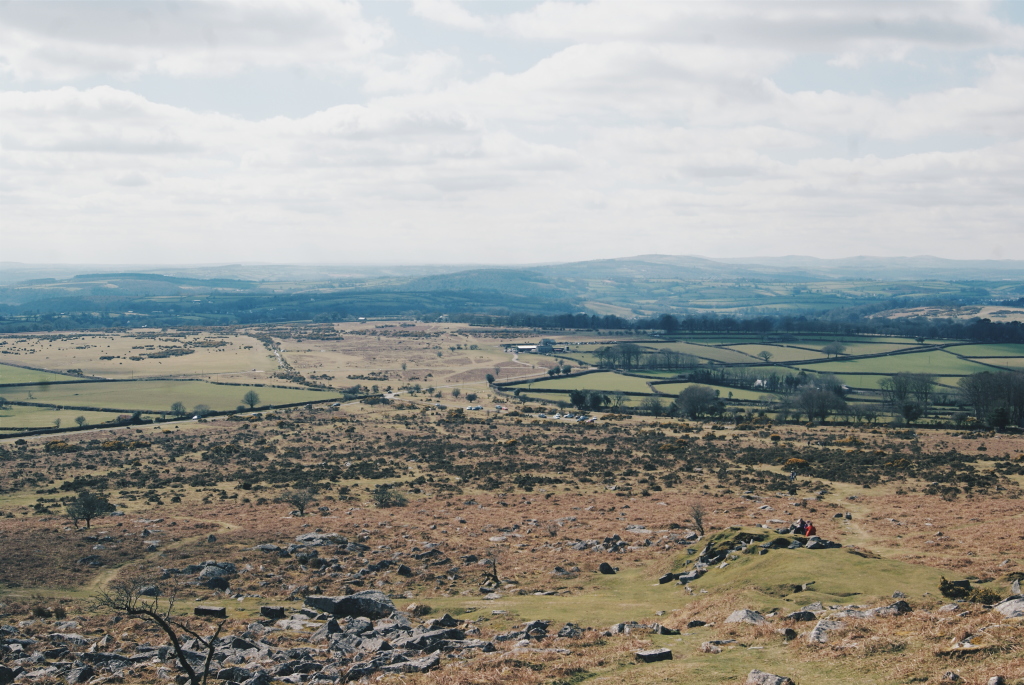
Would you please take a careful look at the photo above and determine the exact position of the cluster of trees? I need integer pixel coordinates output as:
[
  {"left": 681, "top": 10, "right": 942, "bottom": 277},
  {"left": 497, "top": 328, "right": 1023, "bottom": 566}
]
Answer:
[
  {"left": 547, "top": 363, "right": 573, "bottom": 377},
  {"left": 568, "top": 389, "right": 612, "bottom": 411},
  {"left": 457, "top": 311, "right": 1024, "bottom": 344},
  {"left": 880, "top": 373, "right": 936, "bottom": 424},
  {"left": 593, "top": 344, "right": 698, "bottom": 370},
  {"left": 959, "top": 371, "right": 1024, "bottom": 428}
]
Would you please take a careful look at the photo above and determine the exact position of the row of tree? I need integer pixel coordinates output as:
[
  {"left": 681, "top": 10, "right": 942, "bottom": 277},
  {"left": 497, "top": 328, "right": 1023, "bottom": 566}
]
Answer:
[
  {"left": 592, "top": 344, "right": 699, "bottom": 370},
  {"left": 457, "top": 311, "right": 1024, "bottom": 344}
]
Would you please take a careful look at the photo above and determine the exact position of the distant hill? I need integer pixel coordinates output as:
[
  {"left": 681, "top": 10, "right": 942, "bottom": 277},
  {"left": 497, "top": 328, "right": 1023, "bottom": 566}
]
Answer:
[
  {"left": 716, "top": 255, "right": 1024, "bottom": 281},
  {"left": 0, "top": 255, "right": 1021, "bottom": 329}
]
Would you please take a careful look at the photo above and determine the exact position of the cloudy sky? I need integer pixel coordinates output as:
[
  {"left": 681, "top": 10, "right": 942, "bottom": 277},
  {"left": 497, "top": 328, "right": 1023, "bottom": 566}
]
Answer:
[{"left": 2, "top": 0, "right": 1023, "bottom": 265}]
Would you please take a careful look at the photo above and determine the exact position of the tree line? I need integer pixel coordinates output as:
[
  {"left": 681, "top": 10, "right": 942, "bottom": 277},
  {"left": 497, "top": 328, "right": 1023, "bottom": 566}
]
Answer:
[{"left": 456, "top": 311, "right": 1024, "bottom": 344}]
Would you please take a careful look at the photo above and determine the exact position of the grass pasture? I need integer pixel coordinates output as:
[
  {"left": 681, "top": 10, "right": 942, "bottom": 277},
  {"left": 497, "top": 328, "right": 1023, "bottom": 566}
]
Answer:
[
  {"left": 652, "top": 382, "right": 772, "bottom": 401},
  {"left": 520, "top": 371, "right": 654, "bottom": 394},
  {"left": 0, "top": 405, "right": 127, "bottom": 430},
  {"left": 946, "top": 343, "right": 1024, "bottom": 357},
  {"left": 0, "top": 331, "right": 277, "bottom": 381},
  {"left": 799, "top": 349, "right": 991, "bottom": 376},
  {"left": 0, "top": 379, "right": 336, "bottom": 415},
  {"left": 971, "top": 356, "right": 1024, "bottom": 370},
  {"left": 0, "top": 363, "right": 72, "bottom": 384},
  {"left": 726, "top": 343, "right": 828, "bottom": 362},
  {"left": 516, "top": 390, "right": 647, "bottom": 408},
  {"left": 653, "top": 341, "right": 755, "bottom": 363}
]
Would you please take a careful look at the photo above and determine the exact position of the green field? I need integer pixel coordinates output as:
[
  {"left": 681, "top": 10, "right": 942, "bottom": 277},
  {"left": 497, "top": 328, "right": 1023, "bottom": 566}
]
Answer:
[
  {"left": 0, "top": 363, "right": 73, "bottom": 384},
  {"left": 522, "top": 372, "right": 654, "bottom": 394},
  {"left": 652, "top": 382, "right": 772, "bottom": 401},
  {"left": 0, "top": 380, "right": 336, "bottom": 414},
  {"left": 970, "top": 357, "right": 1024, "bottom": 370},
  {"left": 517, "top": 391, "right": 647, "bottom": 408},
  {"left": 948, "top": 343, "right": 1024, "bottom": 357},
  {"left": 727, "top": 344, "right": 827, "bottom": 362},
  {"left": 798, "top": 350, "right": 991, "bottom": 376},
  {"left": 0, "top": 405, "right": 127, "bottom": 430},
  {"left": 816, "top": 341, "right": 918, "bottom": 356},
  {"left": 652, "top": 342, "right": 755, "bottom": 363}
]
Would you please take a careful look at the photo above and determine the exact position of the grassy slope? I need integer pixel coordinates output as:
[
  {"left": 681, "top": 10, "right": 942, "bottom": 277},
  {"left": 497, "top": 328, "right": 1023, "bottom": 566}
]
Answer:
[
  {"left": 526, "top": 373, "right": 654, "bottom": 394},
  {"left": 0, "top": 363, "right": 67, "bottom": 384},
  {"left": 0, "top": 380, "right": 335, "bottom": 413},
  {"left": 800, "top": 350, "right": 992, "bottom": 376}
]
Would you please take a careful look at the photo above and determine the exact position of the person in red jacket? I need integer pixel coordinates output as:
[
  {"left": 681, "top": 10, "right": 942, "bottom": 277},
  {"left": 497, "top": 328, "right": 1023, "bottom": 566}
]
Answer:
[{"left": 804, "top": 521, "right": 816, "bottom": 536}]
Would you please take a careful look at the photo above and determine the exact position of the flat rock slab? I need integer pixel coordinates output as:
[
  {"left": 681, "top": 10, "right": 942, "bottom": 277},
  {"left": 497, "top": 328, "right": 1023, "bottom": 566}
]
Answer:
[
  {"left": 725, "top": 609, "right": 767, "bottom": 625},
  {"left": 194, "top": 606, "right": 227, "bottom": 618},
  {"left": 260, "top": 606, "right": 286, "bottom": 619},
  {"left": 304, "top": 590, "right": 395, "bottom": 619},
  {"left": 867, "top": 600, "right": 913, "bottom": 617},
  {"left": 993, "top": 596, "right": 1024, "bottom": 618},
  {"left": 379, "top": 652, "right": 441, "bottom": 674},
  {"left": 807, "top": 619, "right": 843, "bottom": 644},
  {"left": 636, "top": 648, "right": 673, "bottom": 663},
  {"left": 746, "top": 669, "right": 795, "bottom": 685},
  {"left": 784, "top": 611, "right": 817, "bottom": 622}
]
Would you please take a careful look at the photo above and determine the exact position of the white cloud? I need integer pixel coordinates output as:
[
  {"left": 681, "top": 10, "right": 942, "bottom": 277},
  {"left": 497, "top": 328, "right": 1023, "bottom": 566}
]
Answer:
[
  {"left": 0, "top": 0, "right": 390, "bottom": 80},
  {"left": 411, "top": 0, "right": 490, "bottom": 31},
  {"left": 1, "top": 1, "right": 1023, "bottom": 263}
]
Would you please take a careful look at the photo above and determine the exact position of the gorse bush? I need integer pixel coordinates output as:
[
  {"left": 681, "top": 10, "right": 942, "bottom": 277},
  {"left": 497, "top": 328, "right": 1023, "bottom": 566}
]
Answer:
[{"left": 372, "top": 487, "right": 407, "bottom": 508}]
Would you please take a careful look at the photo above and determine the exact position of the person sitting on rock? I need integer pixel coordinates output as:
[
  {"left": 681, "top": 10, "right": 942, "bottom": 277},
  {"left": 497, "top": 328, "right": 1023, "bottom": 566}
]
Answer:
[
  {"left": 804, "top": 521, "right": 816, "bottom": 537},
  {"left": 793, "top": 518, "right": 807, "bottom": 535}
]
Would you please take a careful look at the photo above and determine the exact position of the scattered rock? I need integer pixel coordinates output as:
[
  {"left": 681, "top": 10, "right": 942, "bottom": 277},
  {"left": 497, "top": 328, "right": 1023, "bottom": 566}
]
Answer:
[
  {"left": 304, "top": 591, "right": 396, "bottom": 619},
  {"left": 776, "top": 628, "right": 797, "bottom": 640},
  {"left": 725, "top": 609, "right": 766, "bottom": 625},
  {"left": 988, "top": 677, "right": 1006, "bottom": 685},
  {"left": 204, "top": 577, "right": 230, "bottom": 591},
  {"left": 686, "top": 619, "right": 707, "bottom": 628},
  {"left": 635, "top": 648, "right": 672, "bottom": 663},
  {"left": 295, "top": 532, "right": 347, "bottom": 546},
  {"left": 746, "top": 669, "right": 794, "bottom": 685},
  {"left": 807, "top": 619, "right": 843, "bottom": 644},
  {"left": 658, "top": 573, "right": 676, "bottom": 584},
  {"left": 866, "top": 600, "right": 912, "bottom": 617},
  {"left": 194, "top": 606, "right": 227, "bottom": 619},
  {"left": 557, "top": 623, "right": 583, "bottom": 639},
  {"left": 260, "top": 606, "right": 286, "bottom": 619},
  {"left": 598, "top": 562, "right": 616, "bottom": 575},
  {"left": 992, "top": 596, "right": 1024, "bottom": 618},
  {"left": 784, "top": 611, "right": 816, "bottom": 622},
  {"left": 65, "top": 665, "right": 94, "bottom": 684},
  {"left": 379, "top": 652, "right": 441, "bottom": 674},
  {"left": 700, "top": 642, "right": 722, "bottom": 654}
]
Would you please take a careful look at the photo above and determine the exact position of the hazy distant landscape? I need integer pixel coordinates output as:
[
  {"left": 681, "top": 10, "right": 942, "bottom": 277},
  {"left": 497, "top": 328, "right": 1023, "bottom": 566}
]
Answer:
[
  {"left": 2, "top": 255, "right": 1023, "bottom": 332},
  {"left": 3, "top": 1, "right": 1024, "bottom": 684}
]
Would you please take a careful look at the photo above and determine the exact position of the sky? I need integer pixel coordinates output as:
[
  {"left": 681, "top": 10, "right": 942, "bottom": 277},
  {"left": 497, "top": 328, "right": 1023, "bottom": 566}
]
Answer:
[{"left": 2, "top": 0, "right": 1023, "bottom": 265}]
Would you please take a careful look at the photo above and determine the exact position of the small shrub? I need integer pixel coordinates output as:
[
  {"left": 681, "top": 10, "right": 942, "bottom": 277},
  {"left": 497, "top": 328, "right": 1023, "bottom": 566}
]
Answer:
[
  {"left": 967, "top": 588, "right": 1002, "bottom": 604},
  {"left": 939, "top": 576, "right": 970, "bottom": 599},
  {"left": 31, "top": 605, "right": 53, "bottom": 618},
  {"left": 372, "top": 488, "right": 407, "bottom": 508}
]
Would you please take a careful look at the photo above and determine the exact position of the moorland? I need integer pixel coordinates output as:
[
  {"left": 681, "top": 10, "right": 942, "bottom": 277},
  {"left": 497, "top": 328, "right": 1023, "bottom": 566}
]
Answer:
[{"left": 2, "top": 257, "right": 1024, "bottom": 685}]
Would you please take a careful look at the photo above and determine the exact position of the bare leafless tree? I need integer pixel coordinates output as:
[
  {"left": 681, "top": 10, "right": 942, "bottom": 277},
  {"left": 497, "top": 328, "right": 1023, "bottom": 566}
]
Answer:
[
  {"left": 687, "top": 502, "right": 707, "bottom": 537},
  {"left": 94, "top": 576, "right": 224, "bottom": 685}
]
